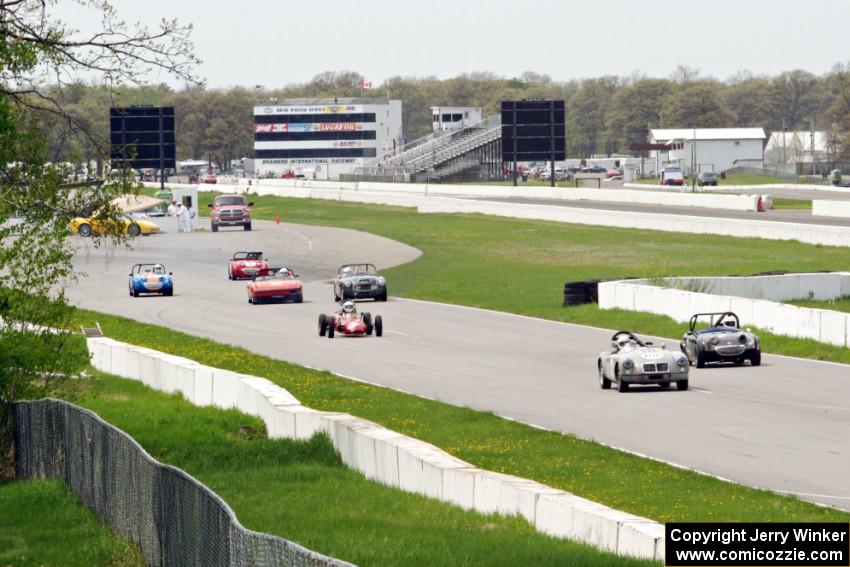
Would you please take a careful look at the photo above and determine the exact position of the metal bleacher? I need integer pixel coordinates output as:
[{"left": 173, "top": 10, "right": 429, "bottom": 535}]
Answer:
[{"left": 353, "top": 115, "right": 502, "bottom": 182}]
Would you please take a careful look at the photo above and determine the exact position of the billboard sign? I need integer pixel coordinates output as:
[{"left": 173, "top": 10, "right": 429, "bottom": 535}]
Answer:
[
  {"left": 110, "top": 106, "right": 176, "bottom": 170},
  {"left": 501, "top": 100, "right": 566, "bottom": 163},
  {"left": 253, "top": 122, "right": 365, "bottom": 133}
]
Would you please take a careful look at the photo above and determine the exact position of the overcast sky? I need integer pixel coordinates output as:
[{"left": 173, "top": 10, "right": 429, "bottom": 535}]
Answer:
[{"left": 55, "top": 0, "right": 850, "bottom": 88}]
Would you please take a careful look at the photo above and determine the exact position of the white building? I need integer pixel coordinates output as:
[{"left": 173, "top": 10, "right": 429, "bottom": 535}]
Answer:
[
  {"left": 431, "top": 106, "right": 484, "bottom": 132},
  {"left": 765, "top": 131, "right": 833, "bottom": 167},
  {"left": 253, "top": 98, "right": 403, "bottom": 180},
  {"left": 649, "top": 128, "right": 768, "bottom": 174}
]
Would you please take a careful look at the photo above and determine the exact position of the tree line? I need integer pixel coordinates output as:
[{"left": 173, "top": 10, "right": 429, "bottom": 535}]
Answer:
[{"left": 45, "top": 64, "right": 850, "bottom": 171}]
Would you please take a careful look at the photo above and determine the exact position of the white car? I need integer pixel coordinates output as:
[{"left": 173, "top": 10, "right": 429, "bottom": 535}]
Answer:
[{"left": 598, "top": 331, "right": 689, "bottom": 392}]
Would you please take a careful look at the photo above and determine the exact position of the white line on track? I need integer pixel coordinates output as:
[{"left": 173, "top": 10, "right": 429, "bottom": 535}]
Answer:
[{"left": 281, "top": 227, "right": 313, "bottom": 252}]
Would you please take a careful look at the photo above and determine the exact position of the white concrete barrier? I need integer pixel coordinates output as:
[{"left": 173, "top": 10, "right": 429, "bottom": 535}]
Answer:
[
  {"left": 152, "top": 180, "right": 850, "bottom": 247},
  {"left": 84, "top": 336, "right": 665, "bottom": 560},
  {"left": 210, "top": 369, "right": 241, "bottom": 410},
  {"left": 417, "top": 198, "right": 850, "bottom": 248},
  {"left": 154, "top": 179, "right": 761, "bottom": 211},
  {"left": 812, "top": 200, "right": 850, "bottom": 219},
  {"left": 192, "top": 365, "right": 214, "bottom": 407},
  {"left": 599, "top": 272, "right": 850, "bottom": 348}
]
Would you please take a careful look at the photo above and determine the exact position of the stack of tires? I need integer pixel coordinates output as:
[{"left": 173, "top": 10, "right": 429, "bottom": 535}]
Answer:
[{"left": 563, "top": 281, "right": 588, "bottom": 306}]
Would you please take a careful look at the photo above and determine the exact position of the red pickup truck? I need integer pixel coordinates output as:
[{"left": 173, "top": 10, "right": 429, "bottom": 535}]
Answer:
[{"left": 209, "top": 194, "right": 253, "bottom": 232}]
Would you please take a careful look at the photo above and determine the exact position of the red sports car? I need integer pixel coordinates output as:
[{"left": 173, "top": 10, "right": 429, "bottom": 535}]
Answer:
[
  {"left": 318, "top": 301, "right": 383, "bottom": 338},
  {"left": 228, "top": 251, "right": 269, "bottom": 280},
  {"left": 246, "top": 268, "right": 303, "bottom": 304}
]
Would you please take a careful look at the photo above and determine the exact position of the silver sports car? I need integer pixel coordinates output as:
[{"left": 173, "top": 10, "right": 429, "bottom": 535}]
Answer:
[
  {"left": 598, "top": 331, "right": 690, "bottom": 392},
  {"left": 680, "top": 312, "right": 761, "bottom": 368}
]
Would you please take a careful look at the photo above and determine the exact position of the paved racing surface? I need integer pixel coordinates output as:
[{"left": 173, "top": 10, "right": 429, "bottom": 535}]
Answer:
[{"left": 67, "top": 218, "right": 850, "bottom": 511}]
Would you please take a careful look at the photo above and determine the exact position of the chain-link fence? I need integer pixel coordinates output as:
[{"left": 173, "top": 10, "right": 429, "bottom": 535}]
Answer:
[{"left": 13, "top": 398, "right": 355, "bottom": 567}]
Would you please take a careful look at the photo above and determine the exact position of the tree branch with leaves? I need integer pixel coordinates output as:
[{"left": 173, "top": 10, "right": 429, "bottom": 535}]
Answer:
[{"left": 0, "top": 0, "right": 198, "bottom": 477}]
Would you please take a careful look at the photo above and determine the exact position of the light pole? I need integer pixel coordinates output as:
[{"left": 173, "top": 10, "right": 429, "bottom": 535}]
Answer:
[
  {"left": 810, "top": 119, "right": 816, "bottom": 176},
  {"left": 691, "top": 126, "right": 697, "bottom": 192}
]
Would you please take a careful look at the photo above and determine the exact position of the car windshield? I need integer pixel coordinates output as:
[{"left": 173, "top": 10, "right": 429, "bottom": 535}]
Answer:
[
  {"left": 215, "top": 196, "right": 245, "bottom": 206},
  {"left": 137, "top": 265, "right": 165, "bottom": 274},
  {"left": 256, "top": 270, "right": 293, "bottom": 281},
  {"left": 340, "top": 264, "right": 377, "bottom": 276},
  {"left": 235, "top": 252, "right": 262, "bottom": 260}
]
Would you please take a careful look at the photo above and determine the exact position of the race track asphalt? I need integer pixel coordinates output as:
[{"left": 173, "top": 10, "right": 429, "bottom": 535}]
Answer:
[{"left": 66, "top": 218, "right": 850, "bottom": 511}]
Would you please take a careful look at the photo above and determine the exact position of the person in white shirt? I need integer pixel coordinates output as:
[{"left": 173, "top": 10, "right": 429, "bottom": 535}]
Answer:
[
  {"left": 184, "top": 204, "right": 196, "bottom": 233},
  {"left": 173, "top": 202, "right": 185, "bottom": 232},
  {"left": 179, "top": 204, "right": 193, "bottom": 234}
]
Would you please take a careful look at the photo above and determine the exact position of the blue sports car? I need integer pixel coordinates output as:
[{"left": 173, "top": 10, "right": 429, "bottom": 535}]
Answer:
[{"left": 129, "top": 263, "right": 174, "bottom": 297}]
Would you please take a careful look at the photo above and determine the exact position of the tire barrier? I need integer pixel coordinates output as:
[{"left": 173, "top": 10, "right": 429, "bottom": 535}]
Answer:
[
  {"left": 563, "top": 280, "right": 605, "bottom": 306},
  {"left": 563, "top": 281, "right": 589, "bottom": 306}
]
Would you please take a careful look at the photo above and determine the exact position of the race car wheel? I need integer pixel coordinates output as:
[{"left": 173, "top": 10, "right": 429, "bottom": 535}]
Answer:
[
  {"left": 334, "top": 292, "right": 340, "bottom": 302},
  {"left": 318, "top": 314, "right": 327, "bottom": 337},
  {"left": 363, "top": 312, "right": 372, "bottom": 334},
  {"left": 295, "top": 295, "right": 303, "bottom": 303},
  {"left": 163, "top": 287, "right": 173, "bottom": 297},
  {"left": 327, "top": 322, "right": 335, "bottom": 338},
  {"left": 378, "top": 290, "right": 388, "bottom": 302},
  {"left": 127, "top": 223, "right": 141, "bottom": 237},
  {"left": 228, "top": 268, "right": 233, "bottom": 281},
  {"left": 616, "top": 375, "right": 629, "bottom": 393},
  {"left": 598, "top": 364, "right": 611, "bottom": 390},
  {"left": 749, "top": 350, "right": 761, "bottom": 366},
  {"left": 78, "top": 223, "right": 93, "bottom": 237},
  {"left": 696, "top": 349, "right": 707, "bottom": 369},
  {"left": 677, "top": 379, "right": 689, "bottom": 391},
  {"left": 374, "top": 315, "right": 383, "bottom": 337}
]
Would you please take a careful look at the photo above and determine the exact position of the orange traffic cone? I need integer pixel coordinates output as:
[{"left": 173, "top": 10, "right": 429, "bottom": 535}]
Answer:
[
  {"left": 756, "top": 196, "right": 764, "bottom": 212},
  {"left": 275, "top": 214, "right": 281, "bottom": 224}
]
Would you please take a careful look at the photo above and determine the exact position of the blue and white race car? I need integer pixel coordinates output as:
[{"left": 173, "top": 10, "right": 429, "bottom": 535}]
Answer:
[{"left": 129, "top": 263, "right": 174, "bottom": 297}]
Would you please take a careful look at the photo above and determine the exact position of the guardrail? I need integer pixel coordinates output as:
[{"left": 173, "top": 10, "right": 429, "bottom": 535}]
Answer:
[
  {"left": 13, "top": 398, "right": 353, "bottom": 567},
  {"left": 84, "top": 336, "right": 666, "bottom": 560}
]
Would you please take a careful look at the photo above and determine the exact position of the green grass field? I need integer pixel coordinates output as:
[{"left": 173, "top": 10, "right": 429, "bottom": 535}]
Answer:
[
  {"left": 73, "top": 309, "right": 850, "bottom": 528},
  {"left": 790, "top": 296, "right": 850, "bottom": 313},
  {"left": 0, "top": 479, "right": 144, "bottom": 567},
  {"left": 54, "top": 371, "right": 654, "bottom": 567},
  {"left": 198, "top": 191, "right": 850, "bottom": 364}
]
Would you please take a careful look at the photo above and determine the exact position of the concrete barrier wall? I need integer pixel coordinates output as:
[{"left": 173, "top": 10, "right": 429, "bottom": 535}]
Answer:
[
  {"left": 155, "top": 179, "right": 759, "bottom": 211},
  {"left": 85, "top": 336, "right": 663, "bottom": 560},
  {"left": 415, "top": 198, "right": 850, "bottom": 248},
  {"left": 148, "top": 181, "right": 850, "bottom": 247},
  {"left": 813, "top": 200, "right": 850, "bottom": 218},
  {"left": 599, "top": 272, "right": 850, "bottom": 347},
  {"left": 623, "top": 182, "right": 839, "bottom": 192}
]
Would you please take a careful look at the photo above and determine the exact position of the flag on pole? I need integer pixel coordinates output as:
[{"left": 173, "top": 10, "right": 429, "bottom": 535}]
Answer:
[{"left": 360, "top": 80, "right": 372, "bottom": 89}]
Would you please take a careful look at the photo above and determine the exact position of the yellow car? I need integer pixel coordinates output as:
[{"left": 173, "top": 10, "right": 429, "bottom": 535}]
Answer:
[{"left": 70, "top": 215, "right": 160, "bottom": 237}]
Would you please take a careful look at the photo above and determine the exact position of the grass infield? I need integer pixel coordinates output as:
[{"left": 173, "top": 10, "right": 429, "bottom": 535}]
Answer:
[
  {"left": 0, "top": 479, "right": 144, "bottom": 567},
  {"left": 55, "top": 370, "right": 653, "bottom": 567}
]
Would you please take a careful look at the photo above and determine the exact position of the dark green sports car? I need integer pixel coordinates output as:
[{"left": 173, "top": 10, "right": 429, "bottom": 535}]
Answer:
[{"left": 333, "top": 263, "right": 387, "bottom": 302}]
